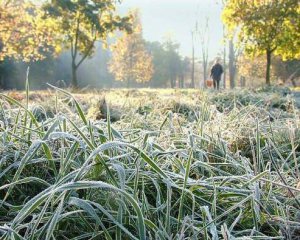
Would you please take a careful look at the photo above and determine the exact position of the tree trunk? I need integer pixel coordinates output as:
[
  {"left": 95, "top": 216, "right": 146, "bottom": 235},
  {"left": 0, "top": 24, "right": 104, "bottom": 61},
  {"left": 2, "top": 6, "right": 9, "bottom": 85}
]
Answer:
[
  {"left": 71, "top": 61, "right": 78, "bottom": 88},
  {"left": 266, "top": 49, "right": 272, "bottom": 85},
  {"left": 229, "top": 40, "right": 236, "bottom": 89},
  {"left": 201, "top": 44, "right": 208, "bottom": 89},
  {"left": 170, "top": 75, "right": 175, "bottom": 88},
  {"left": 180, "top": 74, "right": 184, "bottom": 88},
  {"left": 223, "top": 24, "right": 226, "bottom": 89},
  {"left": 203, "top": 60, "right": 207, "bottom": 88},
  {"left": 191, "top": 32, "right": 195, "bottom": 88}
]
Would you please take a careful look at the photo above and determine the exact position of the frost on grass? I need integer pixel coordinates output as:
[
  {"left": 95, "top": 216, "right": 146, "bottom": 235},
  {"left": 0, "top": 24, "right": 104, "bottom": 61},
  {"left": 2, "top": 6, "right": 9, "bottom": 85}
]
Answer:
[{"left": 0, "top": 88, "right": 300, "bottom": 239}]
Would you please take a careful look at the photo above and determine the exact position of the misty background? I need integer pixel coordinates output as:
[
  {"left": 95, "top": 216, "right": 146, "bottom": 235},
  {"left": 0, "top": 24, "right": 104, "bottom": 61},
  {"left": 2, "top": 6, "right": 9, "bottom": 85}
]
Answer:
[
  {"left": 0, "top": 0, "right": 224, "bottom": 90},
  {"left": 119, "top": 0, "right": 223, "bottom": 58}
]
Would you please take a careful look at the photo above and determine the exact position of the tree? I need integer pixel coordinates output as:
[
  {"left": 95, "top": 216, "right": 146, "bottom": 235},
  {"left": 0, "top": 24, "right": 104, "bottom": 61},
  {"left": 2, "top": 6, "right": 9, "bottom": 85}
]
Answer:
[
  {"left": 0, "top": 0, "right": 61, "bottom": 89},
  {"left": 222, "top": 25, "right": 227, "bottom": 89},
  {"left": 219, "top": 0, "right": 227, "bottom": 89},
  {"left": 191, "top": 30, "right": 195, "bottom": 88},
  {"left": 147, "top": 41, "right": 169, "bottom": 88},
  {"left": 239, "top": 54, "right": 300, "bottom": 87},
  {"left": 238, "top": 54, "right": 268, "bottom": 85},
  {"left": 196, "top": 18, "right": 209, "bottom": 88},
  {"left": 109, "top": 10, "right": 153, "bottom": 87},
  {"left": 43, "top": 0, "right": 131, "bottom": 88},
  {"left": 228, "top": 38, "right": 242, "bottom": 89},
  {"left": 0, "top": 0, "right": 60, "bottom": 62},
  {"left": 219, "top": 1, "right": 244, "bottom": 89},
  {"left": 147, "top": 40, "right": 188, "bottom": 88},
  {"left": 163, "top": 38, "right": 181, "bottom": 88},
  {"left": 223, "top": 0, "right": 300, "bottom": 85}
]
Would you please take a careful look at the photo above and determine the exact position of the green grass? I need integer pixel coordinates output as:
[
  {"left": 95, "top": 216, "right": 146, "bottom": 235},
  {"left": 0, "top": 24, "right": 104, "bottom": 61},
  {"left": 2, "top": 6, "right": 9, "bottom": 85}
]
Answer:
[{"left": 0, "top": 86, "right": 300, "bottom": 239}]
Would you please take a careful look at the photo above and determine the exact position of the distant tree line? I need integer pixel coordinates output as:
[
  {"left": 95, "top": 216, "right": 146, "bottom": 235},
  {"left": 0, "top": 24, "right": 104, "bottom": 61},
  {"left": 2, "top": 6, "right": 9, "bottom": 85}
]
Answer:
[
  {"left": 0, "top": 1, "right": 191, "bottom": 89},
  {"left": 1, "top": 0, "right": 299, "bottom": 90}
]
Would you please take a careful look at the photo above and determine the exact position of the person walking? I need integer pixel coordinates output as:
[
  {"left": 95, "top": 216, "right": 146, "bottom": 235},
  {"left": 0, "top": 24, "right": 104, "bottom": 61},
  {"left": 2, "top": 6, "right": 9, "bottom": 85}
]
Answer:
[{"left": 210, "top": 59, "right": 224, "bottom": 90}]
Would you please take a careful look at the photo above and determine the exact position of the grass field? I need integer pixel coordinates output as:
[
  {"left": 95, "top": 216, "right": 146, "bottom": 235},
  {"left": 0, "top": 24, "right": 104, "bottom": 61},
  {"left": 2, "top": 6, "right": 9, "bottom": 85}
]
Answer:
[{"left": 0, "top": 85, "right": 300, "bottom": 239}]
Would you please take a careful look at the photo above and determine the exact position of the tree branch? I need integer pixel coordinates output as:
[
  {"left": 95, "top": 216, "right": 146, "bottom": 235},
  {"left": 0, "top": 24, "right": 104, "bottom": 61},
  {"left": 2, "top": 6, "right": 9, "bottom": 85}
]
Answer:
[
  {"left": 75, "top": 36, "right": 96, "bottom": 69},
  {"left": 270, "top": 46, "right": 277, "bottom": 53},
  {"left": 70, "top": 37, "right": 75, "bottom": 59},
  {"left": 74, "top": 15, "right": 80, "bottom": 60}
]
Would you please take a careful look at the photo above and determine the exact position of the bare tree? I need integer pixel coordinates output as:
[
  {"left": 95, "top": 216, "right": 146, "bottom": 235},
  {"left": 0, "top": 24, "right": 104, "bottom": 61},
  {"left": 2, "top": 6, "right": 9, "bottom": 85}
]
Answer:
[
  {"left": 191, "top": 30, "right": 195, "bottom": 88},
  {"left": 223, "top": 24, "right": 227, "bottom": 89},
  {"left": 196, "top": 18, "right": 209, "bottom": 89},
  {"left": 219, "top": 0, "right": 241, "bottom": 89}
]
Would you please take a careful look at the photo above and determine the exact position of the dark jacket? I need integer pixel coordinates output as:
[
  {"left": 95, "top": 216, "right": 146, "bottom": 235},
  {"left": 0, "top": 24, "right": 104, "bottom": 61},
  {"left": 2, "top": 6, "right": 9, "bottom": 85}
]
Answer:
[{"left": 210, "top": 63, "right": 223, "bottom": 80}]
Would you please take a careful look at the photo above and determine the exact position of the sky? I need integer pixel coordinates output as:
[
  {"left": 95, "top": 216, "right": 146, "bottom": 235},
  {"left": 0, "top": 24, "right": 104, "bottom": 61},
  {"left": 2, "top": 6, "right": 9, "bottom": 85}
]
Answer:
[{"left": 118, "top": 0, "right": 224, "bottom": 60}]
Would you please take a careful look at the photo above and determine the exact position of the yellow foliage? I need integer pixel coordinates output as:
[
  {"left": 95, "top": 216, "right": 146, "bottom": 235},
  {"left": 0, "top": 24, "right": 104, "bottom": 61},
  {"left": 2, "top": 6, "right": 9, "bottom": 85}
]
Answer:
[
  {"left": 222, "top": 0, "right": 300, "bottom": 60},
  {"left": 109, "top": 9, "right": 153, "bottom": 85},
  {"left": 0, "top": 0, "right": 61, "bottom": 61},
  {"left": 238, "top": 55, "right": 269, "bottom": 80}
]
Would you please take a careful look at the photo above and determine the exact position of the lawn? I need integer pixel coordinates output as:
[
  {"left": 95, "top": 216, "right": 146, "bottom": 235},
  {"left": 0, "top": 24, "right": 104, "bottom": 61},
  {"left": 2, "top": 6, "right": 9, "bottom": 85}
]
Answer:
[{"left": 0, "top": 86, "right": 299, "bottom": 239}]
